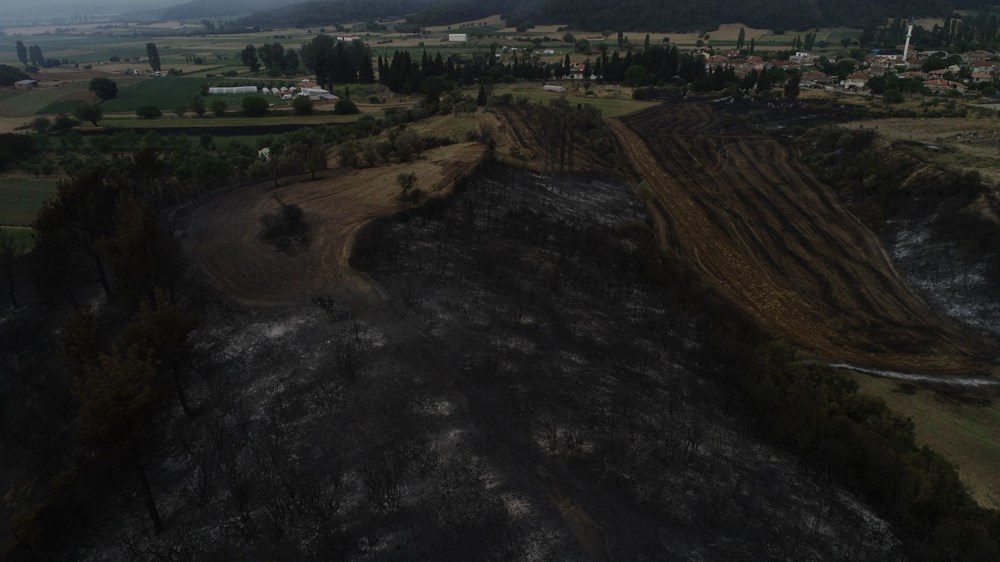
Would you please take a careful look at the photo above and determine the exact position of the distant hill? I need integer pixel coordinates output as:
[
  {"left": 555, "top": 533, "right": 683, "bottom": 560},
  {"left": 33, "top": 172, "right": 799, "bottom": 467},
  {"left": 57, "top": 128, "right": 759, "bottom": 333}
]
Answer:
[
  {"left": 161, "top": 0, "right": 302, "bottom": 20},
  {"left": 190, "top": 0, "right": 998, "bottom": 32},
  {"left": 235, "top": 0, "right": 435, "bottom": 28},
  {"left": 409, "top": 0, "right": 996, "bottom": 31}
]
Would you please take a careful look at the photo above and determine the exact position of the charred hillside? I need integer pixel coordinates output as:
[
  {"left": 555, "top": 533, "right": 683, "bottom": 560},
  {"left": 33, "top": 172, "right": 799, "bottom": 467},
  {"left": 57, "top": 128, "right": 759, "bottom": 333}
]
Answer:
[{"left": 800, "top": 127, "right": 1000, "bottom": 339}]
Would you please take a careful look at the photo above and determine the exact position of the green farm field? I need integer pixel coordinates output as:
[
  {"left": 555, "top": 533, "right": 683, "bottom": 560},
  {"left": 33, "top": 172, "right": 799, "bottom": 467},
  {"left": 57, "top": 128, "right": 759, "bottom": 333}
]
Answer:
[
  {"left": 849, "top": 373, "right": 1000, "bottom": 510},
  {"left": 101, "top": 77, "right": 208, "bottom": 113},
  {"left": 0, "top": 226, "right": 36, "bottom": 253},
  {"left": 0, "top": 176, "right": 57, "bottom": 227}
]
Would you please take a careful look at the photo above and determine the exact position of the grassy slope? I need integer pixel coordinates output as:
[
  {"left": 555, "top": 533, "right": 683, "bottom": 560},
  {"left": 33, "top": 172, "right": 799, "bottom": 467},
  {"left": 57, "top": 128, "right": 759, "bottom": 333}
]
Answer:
[
  {"left": 0, "top": 177, "right": 57, "bottom": 227},
  {"left": 0, "top": 226, "right": 36, "bottom": 253},
  {"left": 849, "top": 372, "right": 1000, "bottom": 510}
]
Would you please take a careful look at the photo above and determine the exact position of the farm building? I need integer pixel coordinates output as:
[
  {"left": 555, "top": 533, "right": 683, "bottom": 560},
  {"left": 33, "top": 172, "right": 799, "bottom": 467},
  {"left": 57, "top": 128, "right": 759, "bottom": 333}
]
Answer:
[
  {"left": 14, "top": 79, "right": 38, "bottom": 90},
  {"left": 300, "top": 87, "right": 340, "bottom": 103},
  {"left": 542, "top": 84, "right": 566, "bottom": 93},
  {"left": 448, "top": 34, "right": 468, "bottom": 42},
  {"left": 207, "top": 86, "right": 258, "bottom": 95}
]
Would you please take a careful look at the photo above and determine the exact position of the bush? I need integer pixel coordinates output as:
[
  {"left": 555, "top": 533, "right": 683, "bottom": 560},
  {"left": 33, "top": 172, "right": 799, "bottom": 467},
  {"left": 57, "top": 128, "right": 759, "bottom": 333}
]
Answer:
[
  {"left": 53, "top": 114, "right": 80, "bottom": 131},
  {"left": 242, "top": 95, "right": 269, "bottom": 116},
  {"left": 291, "top": 95, "right": 314, "bottom": 115},
  {"left": 883, "top": 88, "right": 904, "bottom": 104},
  {"left": 30, "top": 116, "right": 52, "bottom": 132},
  {"left": 135, "top": 105, "right": 162, "bottom": 119},
  {"left": 211, "top": 98, "right": 227, "bottom": 117},
  {"left": 88, "top": 77, "right": 118, "bottom": 101},
  {"left": 333, "top": 98, "right": 359, "bottom": 115}
]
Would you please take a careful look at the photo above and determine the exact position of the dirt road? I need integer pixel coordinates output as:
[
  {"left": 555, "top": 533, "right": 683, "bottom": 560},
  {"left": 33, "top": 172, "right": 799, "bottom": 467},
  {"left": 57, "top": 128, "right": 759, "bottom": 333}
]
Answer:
[
  {"left": 612, "top": 103, "right": 996, "bottom": 374},
  {"left": 185, "top": 142, "right": 487, "bottom": 305}
]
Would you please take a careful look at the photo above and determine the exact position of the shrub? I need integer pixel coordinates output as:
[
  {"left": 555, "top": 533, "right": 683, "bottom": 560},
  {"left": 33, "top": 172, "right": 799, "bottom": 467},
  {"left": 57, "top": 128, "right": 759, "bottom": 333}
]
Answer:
[
  {"left": 30, "top": 116, "right": 52, "bottom": 132},
  {"left": 135, "top": 105, "right": 162, "bottom": 119},
  {"left": 241, "top": 95, "right": 269, "bottom": 116},
  {"left": 211, "top": 99, "right": 227, "bottom": 117},
  {"left": 333, "top": 98, "right": 359, "bottom": 115},
  {"left": 88, "top": 77, "right": 118, "bottom": 101},
  {"left": 291, "top": 95, "right": 314, "bottom": 115}
]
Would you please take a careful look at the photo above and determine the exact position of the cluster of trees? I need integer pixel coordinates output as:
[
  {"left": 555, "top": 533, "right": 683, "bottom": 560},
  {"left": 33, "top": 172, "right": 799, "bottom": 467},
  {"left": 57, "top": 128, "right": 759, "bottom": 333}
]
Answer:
[
  {"left": 240, "top": 43, "right": 301, "bottom": 76},
  {"left": 14, "top": 40, "right": 59, "bottom": 69},
  {"left": 301, "top": 35, "right": 376, "bottom": 90},
  {"left": 0, "top": 65, "right": 30, "bottom": 87},
  {"left": 869, "top": 12, "right": 1000, "bottom": 53}
]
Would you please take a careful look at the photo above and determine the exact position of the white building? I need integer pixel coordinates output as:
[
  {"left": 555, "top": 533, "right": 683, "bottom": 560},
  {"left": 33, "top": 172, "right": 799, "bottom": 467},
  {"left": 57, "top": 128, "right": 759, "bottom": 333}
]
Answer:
[
  {"left": 542, "top": 84, "right": 566, "bottom": 93},
  {"left": 449, "top": 33, "right": 468, "bottom": 42},
  {"left": 789, "top": 52, "right": 818, "bottom": 64},
  {"left": 207, "top": 86, "right": 258, "bottom": 95}
]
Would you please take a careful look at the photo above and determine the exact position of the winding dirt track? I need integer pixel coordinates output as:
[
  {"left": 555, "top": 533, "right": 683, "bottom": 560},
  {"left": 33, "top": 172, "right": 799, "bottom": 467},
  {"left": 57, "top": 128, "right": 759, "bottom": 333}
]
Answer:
[
  {"left": 186, "top": 142, "right": 486, "bottom": 305},
  {"left": 612, "top": 103, "right": 996, "bottom": 374}
]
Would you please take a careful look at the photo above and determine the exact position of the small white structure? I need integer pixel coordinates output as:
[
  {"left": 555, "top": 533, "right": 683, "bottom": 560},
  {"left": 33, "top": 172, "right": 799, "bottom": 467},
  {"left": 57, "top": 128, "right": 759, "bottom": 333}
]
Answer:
[
  {"left": 543, "top": 49, "right": 555, "bottom": 55},
  {"left": 261, "top": 87, "right": 271, "bottom": 95},
  {"left": 300, "top": 87, "right": 340, "bottom": 103},
  {"left": 542, "top": 84, "right": 566, "bottom": 93},
  {"left": 789, "top": 52, "right": 818, "bottom": 64},
  {"left": 207, "top": 85, "right": 258, "bottom": 95},
  {"left": 448, "top": 33, "right": 468, "bottom": 42}
]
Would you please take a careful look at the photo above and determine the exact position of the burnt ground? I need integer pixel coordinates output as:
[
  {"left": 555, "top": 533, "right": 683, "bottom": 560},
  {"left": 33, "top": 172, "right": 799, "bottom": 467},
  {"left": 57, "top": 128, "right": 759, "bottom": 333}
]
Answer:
[
  {"left": 40, "top": 164, "right": 904, "bottom": 561},
  {"left": 348, "top": 165, "right": 902, "bottom": 560}
]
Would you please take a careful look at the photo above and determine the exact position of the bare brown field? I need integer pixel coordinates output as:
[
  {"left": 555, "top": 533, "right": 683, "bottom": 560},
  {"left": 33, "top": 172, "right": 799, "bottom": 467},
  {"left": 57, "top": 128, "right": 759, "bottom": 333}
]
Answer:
[
  {"left": 612, "top": 103, "right": 996, "bottom": 374},
  {"left": 185, "top": 142, "right": 487, "bottom": 305}
]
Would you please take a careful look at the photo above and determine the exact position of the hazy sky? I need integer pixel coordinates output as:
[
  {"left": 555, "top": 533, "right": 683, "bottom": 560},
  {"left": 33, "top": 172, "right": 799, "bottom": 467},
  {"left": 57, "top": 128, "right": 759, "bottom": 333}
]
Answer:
[{"left": 0, "top": 0, "right": 172, "bottom": 20}]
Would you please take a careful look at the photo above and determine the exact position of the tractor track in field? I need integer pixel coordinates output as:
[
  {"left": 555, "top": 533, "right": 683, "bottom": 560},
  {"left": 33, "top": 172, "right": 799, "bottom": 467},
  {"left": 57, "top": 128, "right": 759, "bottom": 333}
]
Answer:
[{"left": 611, "top": 103, "right": 997, "bottom": 375}]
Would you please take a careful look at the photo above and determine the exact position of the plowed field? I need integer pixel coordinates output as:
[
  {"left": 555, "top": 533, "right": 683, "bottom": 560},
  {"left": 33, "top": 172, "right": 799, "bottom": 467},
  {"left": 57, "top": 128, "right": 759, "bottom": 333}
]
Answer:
[
  {"left": 186, "top": 142, "right": 487, "bottom": 305},
  {"left": 612, "top": 103, "right": 996, "bottom": 374}
]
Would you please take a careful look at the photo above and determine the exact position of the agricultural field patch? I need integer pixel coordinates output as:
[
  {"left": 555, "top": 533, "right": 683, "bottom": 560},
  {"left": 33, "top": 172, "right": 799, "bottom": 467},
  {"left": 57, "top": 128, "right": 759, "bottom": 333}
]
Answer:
[
  {"left": 0, "top": 226, "right": 35, "bottom": 253},
  {"left": 0, "top": 82, "right": 93, "bottom": 117},
  {"left": 0, "top": 176, "right": 57, "bottom": 227},
  {"left": 849, "top": 373, "right": 1000, "bottom": 510},
  {"left": 100, "top": 77, "right": 208, "bottom": 113},
  {"left": 613, "top": 103, "right": 995, "bottom": 373}
]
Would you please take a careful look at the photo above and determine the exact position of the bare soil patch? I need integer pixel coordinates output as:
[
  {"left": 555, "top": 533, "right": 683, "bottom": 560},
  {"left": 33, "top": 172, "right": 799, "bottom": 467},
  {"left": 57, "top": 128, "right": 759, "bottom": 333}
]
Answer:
[
  {"left": 612, "top": 103, "right": 997, "bottom": 374},
  {"left": 184, "top": 142, "right": 487, "bottom": 305}
]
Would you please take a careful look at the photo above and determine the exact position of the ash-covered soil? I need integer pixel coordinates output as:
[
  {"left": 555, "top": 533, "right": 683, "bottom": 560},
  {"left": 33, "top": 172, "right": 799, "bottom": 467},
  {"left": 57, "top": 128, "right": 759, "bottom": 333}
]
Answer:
[
  {"left": 349, "top": 165, "right": 902, "bottom": 560},
  {"left": 55, "top": 164, "right": 907, "bottom": 561}
]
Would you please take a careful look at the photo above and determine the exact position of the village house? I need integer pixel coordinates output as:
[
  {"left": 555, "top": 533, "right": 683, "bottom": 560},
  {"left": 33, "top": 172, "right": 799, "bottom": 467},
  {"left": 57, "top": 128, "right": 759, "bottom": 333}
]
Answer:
[
  {"left": 789, "top": 51, "right": 818, "bottom": 64},
  {"left": 971, "top": 72, "right": 993, "bottom": 84},
  {"left": 925, "top": 78, "right": 968, "bottom": 94},
  {"left": 963, "top": 49, "right": 996, "bottom": 63},
  {"left": 841, "top": 72, "right": 869, "bottom": 89},
  {"left": 14, "top": 79, "right": 38, "bottom": 90}
]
